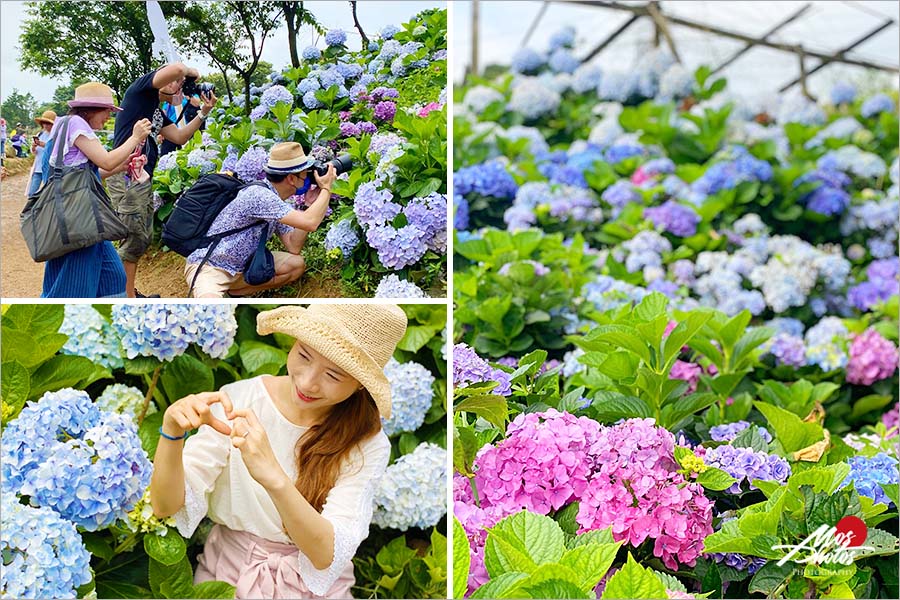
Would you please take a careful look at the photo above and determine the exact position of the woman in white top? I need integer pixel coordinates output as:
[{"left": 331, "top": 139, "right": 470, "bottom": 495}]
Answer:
[{"left": 150, "top": 304, "right": 408, "bottom": 599}]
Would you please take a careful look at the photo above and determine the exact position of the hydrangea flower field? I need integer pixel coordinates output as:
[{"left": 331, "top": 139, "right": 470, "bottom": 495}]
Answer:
[
  {"left": 452, "top": 28, "right": 899, "bottom": 600},
  {"left": 153, "top": 9, "right": 447, "bottom": 298},
  {"left": 1, "top": 303, "right": 447, "bottom": 599}
]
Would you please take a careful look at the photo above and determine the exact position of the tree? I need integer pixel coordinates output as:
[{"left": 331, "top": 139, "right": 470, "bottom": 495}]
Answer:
[
  {"left": 281, "top": 2, "right": 325, "bottom": 68},
  {"left": 19, "top": 1, "right": 156, "bottom": 100},
  {"left": 165, "top": 1, "right": 284, "bottom": 115},
  {"left": 1, "top": 90, "right": 39, "bottom": 131},
  {"left": 350, "top": 1, "right": 369, "bottom": 48}
]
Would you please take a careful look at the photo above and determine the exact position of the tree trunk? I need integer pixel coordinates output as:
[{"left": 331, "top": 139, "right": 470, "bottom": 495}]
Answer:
[
  {"left": 350, "top": 1, "right": 368, "bottom": 48},
  {"left": 283, "top": 1, "right": 299, "bottom": 68},
  {"left": 243, "top": 77, "right": 252, "bottom": 116},
  {"left": 220, "top": 67, "right": 234, "bottom": 102}
]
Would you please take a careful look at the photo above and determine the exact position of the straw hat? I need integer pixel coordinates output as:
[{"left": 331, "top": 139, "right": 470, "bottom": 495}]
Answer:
[
  {"left": 68, "top": 82, "right": 122, "bottom": 112},
  {"left": 256, "top": 304, "right": 408, "bottom": 418},
  {"left": 35, "top": 110, "right": 57, "bottom": 126},
  {"left": 264, "top": 141, "right": 316, "bottom": 175}
]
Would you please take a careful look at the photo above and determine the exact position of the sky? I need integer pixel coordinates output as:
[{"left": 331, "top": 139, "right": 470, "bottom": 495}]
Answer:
[
  {"left": 0, "top": 0, "right": 443, "bottom": 105},
  {"left": 454, "top": 0, "right": 900, "bottom": 101}
]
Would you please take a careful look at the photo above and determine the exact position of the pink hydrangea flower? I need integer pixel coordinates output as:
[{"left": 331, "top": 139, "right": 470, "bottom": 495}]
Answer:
[
  {"left": 884, "top": 402, "right": 899, "bottom": 436},
  {"left": 417, "top": 101, "right": 443, "bottom": 117},
  {"left": 670, "top": 360, "right": 703, "bottom": 394},
  {"left": 847, "top": 328, "right": 899, "bottom": 386}
]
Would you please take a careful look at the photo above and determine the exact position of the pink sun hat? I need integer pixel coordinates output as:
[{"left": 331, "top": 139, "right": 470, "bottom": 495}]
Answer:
[{"left": 67, "top": 82, "right": 123, "bottom": 112}]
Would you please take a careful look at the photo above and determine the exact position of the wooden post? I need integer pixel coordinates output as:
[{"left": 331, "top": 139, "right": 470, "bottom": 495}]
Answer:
[
  {"left": 471, "top": 0, "right": 480, "bottom": 77},
  {"left": 581, "top": 13, "right": 642, "bottom": 63},
  {"left": 646, "top": 1, "right": 681, "bottom": 62}
]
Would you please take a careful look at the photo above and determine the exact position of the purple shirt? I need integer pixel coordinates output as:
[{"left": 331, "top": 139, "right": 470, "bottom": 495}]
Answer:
[
  {"left": 187, "top": 182, "right": 293, "bottom": 275},
  {"left": 47, "top": 116, "right": 97, "bottom": 167}
]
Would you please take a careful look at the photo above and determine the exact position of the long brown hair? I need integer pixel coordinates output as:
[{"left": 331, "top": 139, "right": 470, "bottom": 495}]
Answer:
[{"left": 294, "top": 388, "right": 381, "bottom": 511}]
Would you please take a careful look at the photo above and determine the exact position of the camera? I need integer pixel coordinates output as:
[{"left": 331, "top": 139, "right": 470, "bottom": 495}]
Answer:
[
  {"left": 182, "top": 77, "right": 215, "bottom": 97},
  {"left": 313, "top": 154, "right": 353, "bottom": 177}
]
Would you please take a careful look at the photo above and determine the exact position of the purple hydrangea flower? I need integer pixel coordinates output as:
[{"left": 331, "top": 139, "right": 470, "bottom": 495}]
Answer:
[
  {"left": 453, "top": 343, "right": 512, "bottom": 396},
  {"left": 644, "top": 201, "right": 701, "bottom": 237},
  {"left": 373, "top": 100, "right": 397, "bottom": 122}
]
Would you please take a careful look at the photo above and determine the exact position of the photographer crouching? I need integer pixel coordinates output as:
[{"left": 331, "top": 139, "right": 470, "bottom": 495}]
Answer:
[{"left": 184, "top": 142, "right": 338, "bottom": 298}]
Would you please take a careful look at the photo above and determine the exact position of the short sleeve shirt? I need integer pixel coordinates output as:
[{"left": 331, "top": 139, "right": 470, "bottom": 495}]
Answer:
[
  {"left": 186, "top": 182, "right": 293, "bottom": 275},
  {"left": 112, "top": 69, "right": 173, "bottom": 177},
  {"left": 46, "top": 116, "right": 98, "bottom": 168},
  {"left": 32, "top": 130, "right": 53, "bottom": 174}
]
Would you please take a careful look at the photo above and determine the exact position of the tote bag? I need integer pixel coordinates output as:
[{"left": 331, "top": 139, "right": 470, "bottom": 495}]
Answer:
[{"left": 20, "top": 117, "right": 129, "bottom": 262}]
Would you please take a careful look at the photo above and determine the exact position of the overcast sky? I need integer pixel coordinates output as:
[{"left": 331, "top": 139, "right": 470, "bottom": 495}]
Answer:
[
  {"left": 1, "top": 0, "right": 443, "bottom": 105},
  {"left": 455, "top": 0, "right": 899, "bottom": 101}
]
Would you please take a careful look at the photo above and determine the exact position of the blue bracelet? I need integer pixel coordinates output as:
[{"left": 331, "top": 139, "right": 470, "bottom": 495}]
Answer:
[{"left": 159, "top": 426, "right": 188, "bottom": 441}]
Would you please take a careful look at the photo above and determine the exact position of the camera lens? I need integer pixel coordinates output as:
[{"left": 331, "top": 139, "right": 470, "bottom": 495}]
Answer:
[{"left": 314, "top": 154, "right": 353, "bottom": 177}]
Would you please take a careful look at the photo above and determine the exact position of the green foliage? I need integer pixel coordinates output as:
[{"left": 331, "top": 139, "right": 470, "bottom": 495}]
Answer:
[
  {"left": 352, "top": 528, "right": 447, "bottom": 599},
  {"left": 468, "top": 510, "right": 621, "bottom": 599},
  {"left": 1, "top": 89, "right": 39, "bottom": 132}
]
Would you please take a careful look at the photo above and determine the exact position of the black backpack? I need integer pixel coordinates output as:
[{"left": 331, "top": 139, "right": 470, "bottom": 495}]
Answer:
[{"left": 161, "top": 172, "right": 267, "bottom": 295}]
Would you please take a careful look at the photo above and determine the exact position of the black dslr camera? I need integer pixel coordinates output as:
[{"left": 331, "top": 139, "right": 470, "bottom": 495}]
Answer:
[
  {"left": 182, "top": 76, "right": 215, "bottom": 97},
  {"left": 313, "top": 154, "right": 353, "bottom": 177}
]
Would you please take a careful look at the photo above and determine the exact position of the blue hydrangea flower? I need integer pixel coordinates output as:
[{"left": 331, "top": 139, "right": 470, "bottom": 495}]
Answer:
[
  {"left": 324, "top": 219, "right": 360, "bottom": 258},
  {"left": 111, "top": 304, "right": 237, "bottom": 361},
  {"left": 374, "top": 274, "right": 428, "bottom": 299},
  {"left": 861, "top": 93, "right": 895, "bottom": 118},
  {"left": 301, "top": 45, "right": 321, "bottom": 61},
  {"left": 704, "top": 445, "right": 791, "bottom": 494},
  {"left": 59, "top": 305, "right": 124, "bottom": 370},
  {"left": 571, "top": 63, "right": 603, "bottom": 94},
  {"left": 510, "top": 48, "right": 544, "bottom": 74},
  {"left": 548, "top": 26, "right": 576, "bottom": 51},
  {"left": 319, "top": 67, "right": 345, "bottom": 90},
  {"left": 366, "top": 224, "right": 428, "bottom": 270},
  {"left": 709, "top": 421, "right": 773, "bottom": 443},
  {"left": 463, "top": 85, "right": 504, "bottom": 114},
  {"left": 297, "top": 77, "right": 321, "bottom": 95},
  {"left": 804, "top": 316, "right": 849, "bottom": 371},
  {"left": 187, "top": 148, "right": 218, "bottom": 174},
  {"left": 336, "top": 62, "right": 364, "bottom": 80},
  {"left": 1, "top": 492, "right": 92, "bottom": 599},
  {"left": 96, "top": 383, "right": 154, "bottom": 422},
  {"left": 509, "top": 77, "right": 561, "bottom": 120},
  {"left": 548, "top": 49, "right": 579, "bottom": 74},
  {"left": 234, "top": 146, "right": 269, "bottom": 181},
  {"left": 260, "top": 84, "right": 293, "bottom": 108},
  {"left": 819, "top": 146, "right": 887, "bottom": 179},
  {"left": 302, "top": 90, "right": 323, "bottom": 109},
  {"left": 381, "top": 358, "right": 434, "bottom": 436},
  {"left": 454, "top": 195, "right": 470, "bottom": 230},
  {"left": 830, "top": 82, "right": 857, "bottom": 105},
  {"left": 156, "top": 151, "right": 179, "bottom": 172},
  {"left": 380, "top": 24, "right": 400, "bottom": 40},
  {"left": 764, "top": 333, "right": 807, "bottom": 367},
  {"left": 658, "top": 64, "right": 695, "bottom": 100},
  {"left": 354, "top": 181, "right": 401, "bottom": 228},
  {"left": 372, "top": 443, "right": 446, "bottom": 530},
  {"left": 404, "top": 192, "right": 447, "bottom": 254},
  {"left": 1, "top": 389, "right": 152, "bottom": 530},
  {"left": 644, "top": 200, "right": 700, "bottom": 237},
  {"left": 455, "top": 161, "right": 518, "bottom": 199},
  {"left": 325, "top": 29, "right": 347, "bottom": 47},
  {"left": 453, "top": 343, "right": 512, "bottom": 396},
  {"left": 842, "top": 453, "right": 898, "bottom": 506}
]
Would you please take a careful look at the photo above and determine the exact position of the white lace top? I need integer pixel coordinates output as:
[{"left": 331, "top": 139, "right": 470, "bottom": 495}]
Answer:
[{"left": 173, "top": 375, "right": 391, "bottom": 596}]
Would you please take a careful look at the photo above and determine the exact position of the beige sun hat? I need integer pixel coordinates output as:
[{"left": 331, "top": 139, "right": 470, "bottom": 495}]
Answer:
[
  {"left": 35, "top": 110, "right": 57, "bottom": 126},
  {"left": 68, "top": 82, "right": 122, "bottom": 112},
  {"left": 264, "top": 141, "right": 316, "bottom": 175},
  {"left": 256, "top": 304, "right": 408, "bottom": 418}
]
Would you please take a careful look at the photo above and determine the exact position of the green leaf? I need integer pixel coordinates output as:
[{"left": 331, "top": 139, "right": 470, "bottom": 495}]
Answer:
[
  {"left": 453, "top": 518, "right": 471, "bottom": 599},
  {"left": 554, "top": 502, "right": 581, "bottom": 536},
  {"left": 125, "top": 356, "right": 162, "bottom": 375},
  {"left": 754, "top": 401, "right": 824, "bottom": 454},
  {"left": 601, "top": 553, "right": 667, "bottom": 599},
  {"left": 589, "top": 392, "right": 652, "bottom": 422},
  {"left": 143, "top": 531, "right": 187, "bottom": 566},
  {"left": 559, "top": 542, "right": 621, "bottom": 592},
  {"left": 583, "top": 325, "right": 651, "bottom": 363},
  {"left": 149, "top": 555, "right": 193, "bottom": 599},
  {"left": 520, "top": 578, "right": 590, "bottom": 599},
  {"left": 160, "top": 353, "right": 215, "bottom": 402},
  {"left": 850, "top": 394, "right": 892, "bottom": 419},
  {"left": 485, "top": 511, "right": 566, "bottom": 575},
  {"left": 454, "top": 395, "right": 508, "bottom": 429},
  {"left": 719, "top": 310, "right": 752, "bottom": 349},
  {"left": 663, "top": 311, "right": 713, "bottom": 365},
  {"left": 660, "top": 392, "right": 717, "bottom": 428},
  {"left": 95, "top": 581, "right": 153, "bottom": 599},
  {"left": 697, "top": 467, "right": 739, "bottom": 491},
  {"left": 469, "top": 573, "right": 529, "bottom": 599},
  {"left": 398, "top": 325, "right": 440, "bottom": 353},
  {"left": 81, "top": 532, "right": 115, "bottom": 562},
  {"left": 1, "top": 304, "right": 64, "bottom": 336},
  {"left": 880, "top": 484, "right": 899, "bottom": 507},
  {"left": 238, "top": 340, "right": 287, "bottom": 376},
  {"left": 1, "top": 360, "right": 30, "bottom": 418},
  {"left": 731, "top": 425, "right": 770, "bottom": 453},
  {"left": 1, "top": 329, "right": 68, "bottom": 369},
  {"left": 633, "top": 292, "right": 668, "bottom": 322},
  {"left": 804, "top": 487, "right": 861, "bottom": 534},
  {"left": 192, "top": 581, "right": 236, "bottom": 598},
  {"left": 29, "top": 355, "right": 111, "bottom": 400},
  {"left": 138, "top": 411, "right": 165, "bottom": 460},
  {"left": 748, "top": 561, "right": 794, "bottom": 596}
]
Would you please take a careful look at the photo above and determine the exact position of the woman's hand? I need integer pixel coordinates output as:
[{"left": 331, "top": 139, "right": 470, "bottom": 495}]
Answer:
[
  {"left": 313, "top": 163, "right": 337, "bottom": 191},
  {"left": 131, "top": 118, "right": 152, "bottom": 142},
  {"left": 161, "top": 391, "right": 234, "bottom": 438},
  {"left": 230, "top": 407, "right": 288, "bottom": 491}
]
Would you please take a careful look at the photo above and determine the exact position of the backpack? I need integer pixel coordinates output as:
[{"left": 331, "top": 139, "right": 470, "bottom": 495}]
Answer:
[{"left": 161, "top": 172, "right": 267, "bottom": 296}]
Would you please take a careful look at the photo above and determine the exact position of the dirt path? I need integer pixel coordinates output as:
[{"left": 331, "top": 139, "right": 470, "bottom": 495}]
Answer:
[{"left": 1, "top": 172, "right": 343, "bottom": 298}]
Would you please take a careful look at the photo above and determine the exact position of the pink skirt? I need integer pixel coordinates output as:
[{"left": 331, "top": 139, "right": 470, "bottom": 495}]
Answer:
[{"left": 194, "top": 524, "right": 355, "bottom": 599}]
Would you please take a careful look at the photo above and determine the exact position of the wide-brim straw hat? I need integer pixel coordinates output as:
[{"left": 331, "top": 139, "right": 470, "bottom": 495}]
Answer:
[
  {"left": 68, "top": 82, "right": 122, "bottom": 112},
  {"left": 264, "top": 141, "right": 316, "bottom": 175},
  {"left": 256, "top": 304, "right": 408, "bottom": 418},
  {"left": 35, "top": 110, "right": 57, "bottom": 126}
]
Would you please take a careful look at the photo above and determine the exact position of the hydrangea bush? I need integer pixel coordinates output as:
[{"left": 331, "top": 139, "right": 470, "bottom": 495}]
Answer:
[
  {"left": 453, "top": 28, "right": 898, "bottom": 598},
  {"left": 153, "top": 9, "right": 448, "bottom": 298},
  {"left": 0, "top": 302, "right": 447, "bottom": 599}
]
